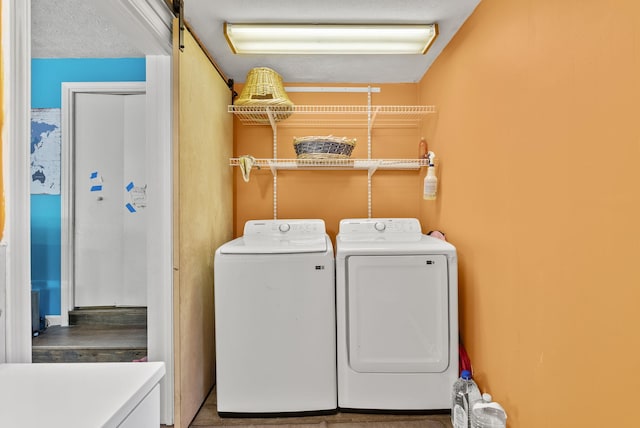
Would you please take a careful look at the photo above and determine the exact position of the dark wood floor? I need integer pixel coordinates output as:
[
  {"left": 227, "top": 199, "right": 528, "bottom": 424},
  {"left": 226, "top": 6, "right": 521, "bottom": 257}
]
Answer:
[
  {"left": 190, "top": 387, "right": 453, "bottom": 428},
  {"left": 31, "top": 308, "right": 148, "bottom": 363},
  {"left": 32, "top": 324, "right": 147, "bottom": 363}
]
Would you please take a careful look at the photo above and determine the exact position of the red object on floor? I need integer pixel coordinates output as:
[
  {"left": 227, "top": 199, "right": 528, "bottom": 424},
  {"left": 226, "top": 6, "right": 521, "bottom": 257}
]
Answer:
[{"left": 459, "top": 339, "right": 472, "bottom": 376}]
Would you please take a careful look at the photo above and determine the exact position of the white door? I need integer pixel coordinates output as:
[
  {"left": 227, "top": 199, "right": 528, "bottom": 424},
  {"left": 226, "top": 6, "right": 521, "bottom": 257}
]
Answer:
[
  {"left": 74, "top": 93, "right": 147, "bottom": 307},
  {"left": 347, "top": 254, "right": 450, "bottom": 373}
]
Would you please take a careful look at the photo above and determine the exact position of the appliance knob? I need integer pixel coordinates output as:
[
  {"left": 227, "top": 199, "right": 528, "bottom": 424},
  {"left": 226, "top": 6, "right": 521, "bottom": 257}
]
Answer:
[
  {"left": 279, "top": 223, "right": 291, "bottom": 232},
  {"left": 374, "top": 222, "right": 386, "bottom": 231}
]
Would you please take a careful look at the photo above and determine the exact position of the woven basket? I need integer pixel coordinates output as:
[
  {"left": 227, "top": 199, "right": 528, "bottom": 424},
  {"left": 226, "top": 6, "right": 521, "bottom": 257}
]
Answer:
[
  {"left": 293, "top": 136, "right": 357, "bottom": 159},
  {"left": 235, "top": 67, "right": 294, "bottom": 123}
]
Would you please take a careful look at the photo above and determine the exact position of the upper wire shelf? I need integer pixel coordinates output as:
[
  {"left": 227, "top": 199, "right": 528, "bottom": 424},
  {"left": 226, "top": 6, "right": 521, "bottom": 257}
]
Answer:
[{"left": 228, "top": 105, "right": 437, "bottom": 128}]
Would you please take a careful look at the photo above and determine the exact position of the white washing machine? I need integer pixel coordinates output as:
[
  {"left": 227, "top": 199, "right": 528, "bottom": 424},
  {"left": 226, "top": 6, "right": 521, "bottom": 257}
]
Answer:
[
  {"left": 336, "top": 218, "right": 458, "bottom": 411},
  {"left": 214, "top": 219, "right": 336, "bottom": 415}
]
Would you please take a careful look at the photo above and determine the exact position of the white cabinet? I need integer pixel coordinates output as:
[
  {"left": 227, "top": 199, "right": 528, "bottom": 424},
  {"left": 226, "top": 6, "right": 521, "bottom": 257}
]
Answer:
[
  {"left": 0, "top": 362, "right": 165, "bottom": 428},
  {"left": 0, "top": 244, "right": 5, "bottom": 364}
]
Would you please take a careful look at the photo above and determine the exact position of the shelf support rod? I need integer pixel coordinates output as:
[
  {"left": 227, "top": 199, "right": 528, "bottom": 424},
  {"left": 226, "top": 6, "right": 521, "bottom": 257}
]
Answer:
[
  {"left": 272, "top": 121, "right": 278, "bottom": 219},
  {"left": 285, "top": 86, "right": 381, "bottom": 93},
  {"left": 368, "top": 106, "right": 380, "bottom": 135},
  {"left": 367, "top": 161, "right": 381, "bottom": 180},
  {"left": 266, "top": 160, "right": 277, "bottom": 176},
  {"left": 367, "top": 86, "right": 373, "bottom": 218},
  {"left": 266, "top": 107, "right": 277, "bottom": 133}
]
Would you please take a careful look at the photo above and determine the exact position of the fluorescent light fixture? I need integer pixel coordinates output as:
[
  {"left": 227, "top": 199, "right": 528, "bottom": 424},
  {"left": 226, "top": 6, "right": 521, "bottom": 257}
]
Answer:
[{"left": 224, "top": 23, "right": 439, "bottom": 55}]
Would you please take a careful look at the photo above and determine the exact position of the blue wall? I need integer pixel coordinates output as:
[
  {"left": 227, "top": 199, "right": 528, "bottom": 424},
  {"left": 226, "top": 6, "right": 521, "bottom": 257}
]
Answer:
[{"left": 31, "top": 58, "right": 146, "bottom": 317}]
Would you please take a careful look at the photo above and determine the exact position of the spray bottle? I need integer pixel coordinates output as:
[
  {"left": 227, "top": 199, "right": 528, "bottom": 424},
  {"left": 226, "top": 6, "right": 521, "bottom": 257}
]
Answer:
[{"left": 423, "top": 151, "right": 437, "bottom": 200}]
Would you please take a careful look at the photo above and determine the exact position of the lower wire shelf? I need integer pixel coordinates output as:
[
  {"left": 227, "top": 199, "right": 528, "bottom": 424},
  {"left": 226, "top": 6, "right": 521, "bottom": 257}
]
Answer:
[{"left": 230, "top": 158, "right": 429, "bottom": 176}]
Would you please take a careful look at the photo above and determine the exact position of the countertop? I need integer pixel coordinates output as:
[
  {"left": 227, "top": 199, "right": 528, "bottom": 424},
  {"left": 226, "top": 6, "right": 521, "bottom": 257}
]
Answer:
[{"left": 0, "top": 361, "right": 165, "bottom": 428}]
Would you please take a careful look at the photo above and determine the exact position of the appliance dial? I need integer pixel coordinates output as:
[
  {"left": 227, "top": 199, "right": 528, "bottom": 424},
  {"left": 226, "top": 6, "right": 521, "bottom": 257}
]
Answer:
[
  {"left": 374, "top": 222, "right": 386, "bottom": 231},
  {"left": 279, "top": 223, "right": 291, "bottom": 232}
]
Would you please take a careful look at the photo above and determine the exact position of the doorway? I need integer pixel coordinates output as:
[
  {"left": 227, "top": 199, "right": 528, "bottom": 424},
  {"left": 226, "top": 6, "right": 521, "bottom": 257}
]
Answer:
[
  {"left": 33, "top": 83, "right": 149, "bottom": 364},
  {"left": 60, "top": 82, "right": 147, "bottom": 324}
]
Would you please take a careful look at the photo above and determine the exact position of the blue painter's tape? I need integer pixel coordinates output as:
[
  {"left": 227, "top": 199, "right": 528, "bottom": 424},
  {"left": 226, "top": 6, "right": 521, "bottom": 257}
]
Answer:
[
  {"left": 126, "top": 181, "right": 134, "bottom": 192},
  {"left": 90, "top": 171, "right": 98, "bottom": 179},
  {"left": 125, "top": 203, "right": 136, "bottom": 213},
  {"left": 90, "top": 185, "right": 103, "bottom": 192}
]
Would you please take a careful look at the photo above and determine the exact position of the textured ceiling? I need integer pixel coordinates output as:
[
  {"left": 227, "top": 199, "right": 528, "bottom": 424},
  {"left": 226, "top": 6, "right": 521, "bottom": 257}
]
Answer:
[
  {"left": 185, "top": 0, "right": 481, "bottom": 83},
  {"left": 31, "top": 0, "right": 481, "bottom": 83},
  {"left": 31, "top": 0, "right": 145, "bottom": 58}
]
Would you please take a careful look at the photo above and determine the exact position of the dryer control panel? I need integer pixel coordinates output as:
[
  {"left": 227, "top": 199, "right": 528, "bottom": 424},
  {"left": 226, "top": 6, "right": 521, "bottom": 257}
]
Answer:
[
  {"left": 244, "top": 219, "right": 326, "bottom": 238},
  {"left": 339, "top": 218, "right": 422, "bottom": 240}
]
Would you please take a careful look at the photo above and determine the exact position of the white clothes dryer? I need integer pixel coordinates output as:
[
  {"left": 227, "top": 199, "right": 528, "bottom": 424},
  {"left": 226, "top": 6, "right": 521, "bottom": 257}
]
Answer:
[
  {"left": 214, "top": 219, "right": 336, "bottom": 416},
  {"left": 336, "top": 218, "right": 458, "bottom": 411}
]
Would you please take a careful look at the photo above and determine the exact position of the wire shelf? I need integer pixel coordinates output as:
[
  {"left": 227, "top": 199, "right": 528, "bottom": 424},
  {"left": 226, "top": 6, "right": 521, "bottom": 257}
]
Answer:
[
  {"left": 230, "top": 158, "right": 429, "bottom": 176},
  {"left": 230, "top": 97, "right": 437, "bottom": 219},
  {"left": 228, "top": 105, "right": 436, "bottom": 127}
]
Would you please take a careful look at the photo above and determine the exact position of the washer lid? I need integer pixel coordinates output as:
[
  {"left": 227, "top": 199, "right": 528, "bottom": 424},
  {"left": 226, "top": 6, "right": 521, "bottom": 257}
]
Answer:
[{"left": 220, "top": 219, "right": 328, "bottom": 254}]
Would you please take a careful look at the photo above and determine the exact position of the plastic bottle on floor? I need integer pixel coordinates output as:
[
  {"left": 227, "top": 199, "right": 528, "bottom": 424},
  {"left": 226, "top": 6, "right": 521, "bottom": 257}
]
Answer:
[
  {"left": 471, "top": 393, "right": 507, "bottom": 428},
  {"left": 451, "top": 370, "right": 481, "bottom": 428},
  {"left": 470, "top": 392, "right": 492, "bottom": 427}
]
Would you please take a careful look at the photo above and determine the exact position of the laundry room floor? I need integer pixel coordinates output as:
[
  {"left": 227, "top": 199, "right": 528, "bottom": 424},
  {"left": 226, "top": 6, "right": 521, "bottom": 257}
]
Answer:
[
  {"left": 188, "top": 387, "right": 453, "bottom": 428},
  {"left": 31, "top": 308, "right": 147, "bottom": 363}
]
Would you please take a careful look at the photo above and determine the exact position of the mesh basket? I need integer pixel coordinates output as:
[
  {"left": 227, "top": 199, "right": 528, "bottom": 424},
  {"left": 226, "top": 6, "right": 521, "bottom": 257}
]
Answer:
[
  {"left": 293, "top": 136, "right": 357, "bottom": 159},
  {"left": 234, "top": 67, "right": 294, "bottom": 123}
]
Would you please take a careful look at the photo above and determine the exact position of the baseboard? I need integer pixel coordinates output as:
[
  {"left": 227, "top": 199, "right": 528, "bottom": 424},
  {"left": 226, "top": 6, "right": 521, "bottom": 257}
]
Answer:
[{"left": 45, "top": 315, "right": 61, "bottom": 327}]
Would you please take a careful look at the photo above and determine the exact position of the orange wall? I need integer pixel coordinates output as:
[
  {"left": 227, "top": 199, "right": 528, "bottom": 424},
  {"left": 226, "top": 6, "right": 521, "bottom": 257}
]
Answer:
[
  {"left": 419, "top": 0, "right": 640, "bottom": 426},
  {"left": 233, "top": 83, "right": 428, "bottom": 241}
]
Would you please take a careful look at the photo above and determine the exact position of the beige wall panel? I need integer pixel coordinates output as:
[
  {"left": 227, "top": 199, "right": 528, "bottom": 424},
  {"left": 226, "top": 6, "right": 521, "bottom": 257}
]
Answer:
[{"left": 172, "top": 19, "right": 233, "bottom": 428}]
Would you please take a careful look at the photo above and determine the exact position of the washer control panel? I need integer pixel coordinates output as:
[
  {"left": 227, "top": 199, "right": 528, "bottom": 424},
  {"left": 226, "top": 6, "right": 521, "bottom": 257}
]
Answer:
[
  {"left": 244, "top": 219, "right": 326, "bottom": 238},
  {"left": 339, "top": 218, "right": 422, "bottom": 238}
]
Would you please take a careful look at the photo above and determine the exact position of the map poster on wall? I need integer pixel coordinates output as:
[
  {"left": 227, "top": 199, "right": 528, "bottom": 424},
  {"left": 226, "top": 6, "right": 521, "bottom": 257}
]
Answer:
[{"left": 31, "top": 108, "right": 62, "bottom": 194}]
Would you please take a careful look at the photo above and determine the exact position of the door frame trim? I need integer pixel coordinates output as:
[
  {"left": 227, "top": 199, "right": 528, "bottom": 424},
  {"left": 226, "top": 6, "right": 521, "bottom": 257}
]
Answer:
[
  {"left": 144, "top": 55, "right": 174, "bottom": 425},
  {"left": 61, "top": 82, "right": 146, "bottom": 326},
  {"left": 4, "top": 0, "right": 32, "bottom": 363}
]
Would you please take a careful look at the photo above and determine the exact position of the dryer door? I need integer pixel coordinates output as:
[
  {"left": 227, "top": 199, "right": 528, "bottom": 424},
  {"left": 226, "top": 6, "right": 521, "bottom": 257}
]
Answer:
[{"left": 347, "top": 254, "right": 449, "bottom": 373}]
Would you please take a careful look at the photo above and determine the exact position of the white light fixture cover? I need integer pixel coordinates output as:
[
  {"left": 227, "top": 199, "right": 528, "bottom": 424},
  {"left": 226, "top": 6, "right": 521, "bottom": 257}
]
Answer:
[{"left": 224, "top": 23, "right": 439, "bottom": 55}]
